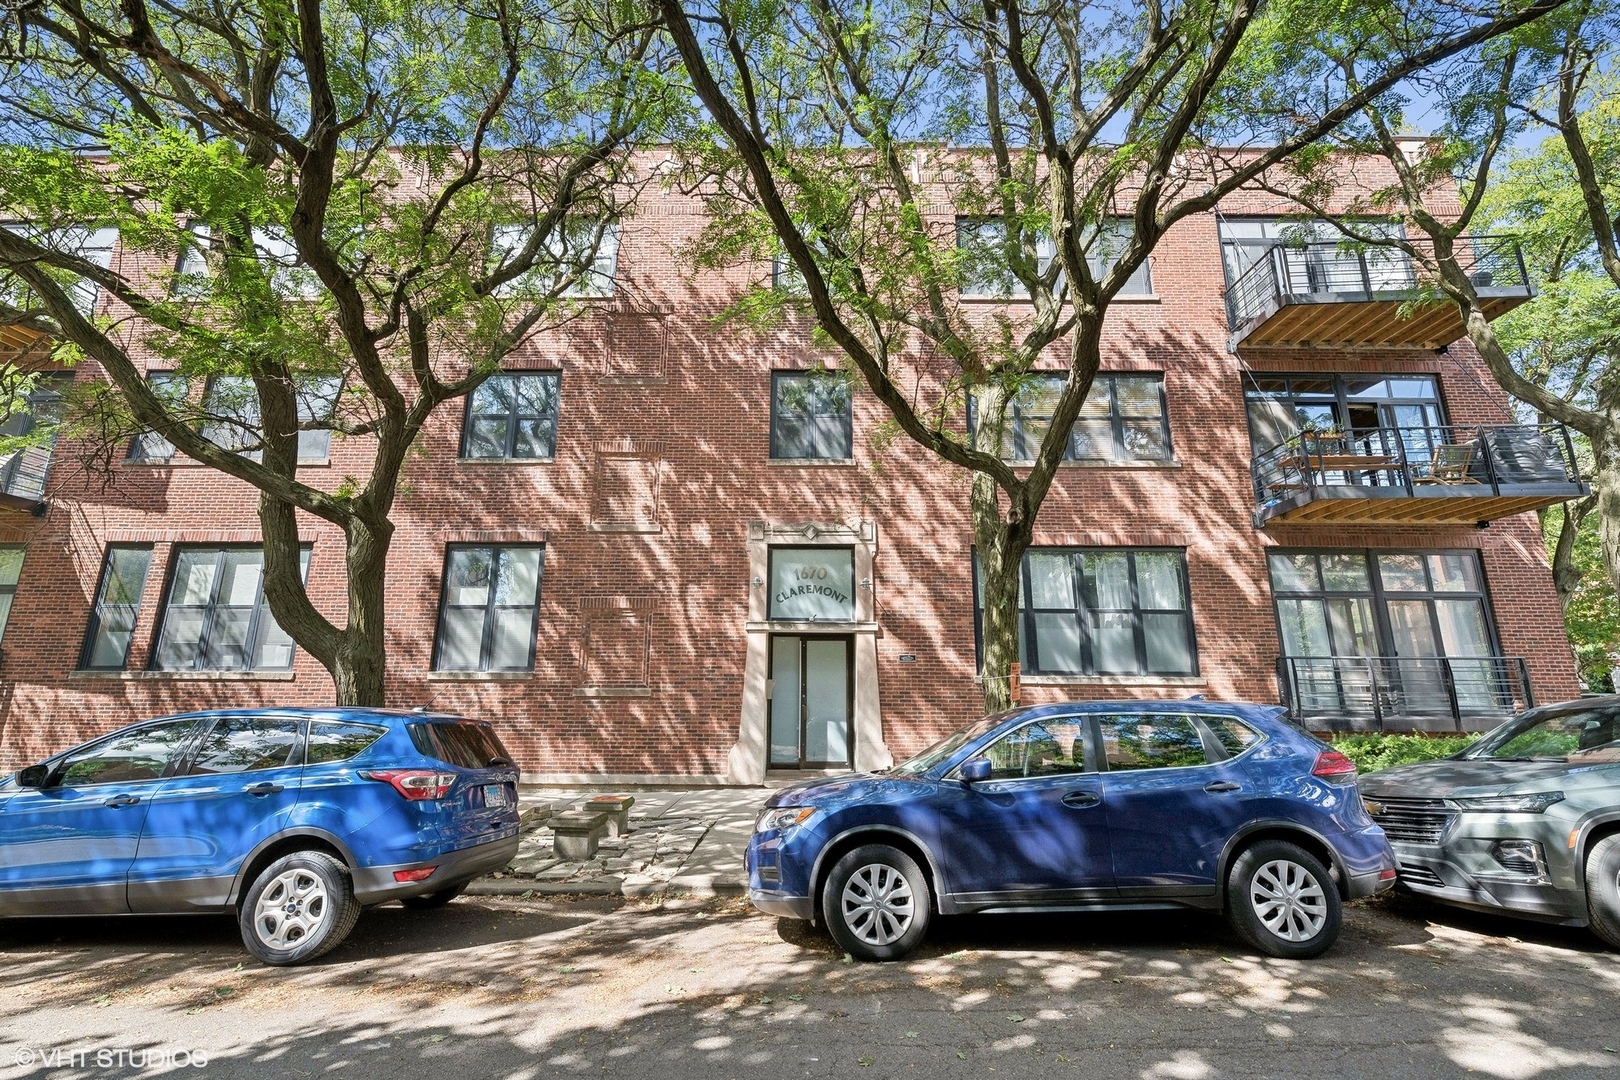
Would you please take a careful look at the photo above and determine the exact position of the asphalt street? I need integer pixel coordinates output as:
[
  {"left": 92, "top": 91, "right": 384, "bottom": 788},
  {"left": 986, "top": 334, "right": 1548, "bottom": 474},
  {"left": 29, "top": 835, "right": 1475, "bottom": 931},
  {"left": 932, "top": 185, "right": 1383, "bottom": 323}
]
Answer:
[{"left": 1, "top": 891, "right": 1617, "bottom": 1079}]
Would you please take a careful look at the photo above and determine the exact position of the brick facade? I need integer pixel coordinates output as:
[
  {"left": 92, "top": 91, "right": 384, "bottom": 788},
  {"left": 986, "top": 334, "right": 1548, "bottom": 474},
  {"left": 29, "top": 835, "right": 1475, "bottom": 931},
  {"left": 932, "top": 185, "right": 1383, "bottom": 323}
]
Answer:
[{"left": 0, "top": 169, "right": 1584, "bottom": 780}]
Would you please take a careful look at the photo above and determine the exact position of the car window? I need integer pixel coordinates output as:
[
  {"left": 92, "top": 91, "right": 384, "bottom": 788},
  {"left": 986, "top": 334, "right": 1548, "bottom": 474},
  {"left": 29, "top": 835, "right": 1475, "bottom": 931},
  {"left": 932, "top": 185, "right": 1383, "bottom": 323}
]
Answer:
[
  {"left": 980, "top": 720, "right": 1089, "bottom": 780},
  {"left": 891, "top": 715, "right": 1003, "bottom": 776},
  {"left": 410, "top": 722, "right": 510, "bottom": 768},
  {"left": 305, "top": 721, "right": 386, "bottom": 765},
  {"left": 1471, "top": 706, "right": 1620, "bottom": 762},
  {"left": 184, "top": 716, "right": 302, "bottom": 775},
  {"left": 1097, "top": 713, "right": 1208, "bottom": 771},
  {"left": 55, "top": 719, "right": 198, "bottom": 787},
  {"left": 1207, "top": 717, "right": 1262, "bottom": 759}
]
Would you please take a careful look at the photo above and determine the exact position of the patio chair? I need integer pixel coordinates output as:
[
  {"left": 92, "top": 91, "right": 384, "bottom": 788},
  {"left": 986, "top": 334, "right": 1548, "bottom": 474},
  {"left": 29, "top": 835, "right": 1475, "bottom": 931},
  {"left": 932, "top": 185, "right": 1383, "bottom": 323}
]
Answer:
[{"left": 1415, "top": 440, "right": 1480, "bottom": 485}]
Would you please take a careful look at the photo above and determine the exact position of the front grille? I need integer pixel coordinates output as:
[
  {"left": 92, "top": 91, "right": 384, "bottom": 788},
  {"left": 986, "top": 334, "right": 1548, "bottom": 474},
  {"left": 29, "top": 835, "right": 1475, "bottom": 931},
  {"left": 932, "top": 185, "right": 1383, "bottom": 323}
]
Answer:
[
  {"left": 1367, "top": 796, "right": 1454, "bottom": 844},
  {"left": 1398, "top": 862, "right": 1445, "bottom": 888}
]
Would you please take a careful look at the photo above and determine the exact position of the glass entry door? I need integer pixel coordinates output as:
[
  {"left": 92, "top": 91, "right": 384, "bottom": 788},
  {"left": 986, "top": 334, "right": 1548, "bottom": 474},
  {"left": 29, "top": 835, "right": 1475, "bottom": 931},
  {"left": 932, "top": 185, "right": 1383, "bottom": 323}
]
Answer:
[{"left": 769, "top": 635, "right": 853, "bottom": 769}]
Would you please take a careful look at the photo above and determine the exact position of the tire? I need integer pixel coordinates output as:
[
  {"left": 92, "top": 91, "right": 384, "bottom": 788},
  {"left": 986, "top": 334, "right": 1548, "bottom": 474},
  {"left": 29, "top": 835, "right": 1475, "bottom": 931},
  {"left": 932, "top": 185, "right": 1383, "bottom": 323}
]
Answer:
[
  {"left": 1226, "top": 839, "right": 1343, "bottom": 960},
  {"left": 238, "top": 851, "right": 361, "bottom": 966},
  {"left": 399, "top": 881, "right": 470, "bottom": 910},
  {"left": 1584, "top": 834, "right": 1620, "bottom": 950},
  {"left": 820, "top": 844, "right": 931, "bottom": 961}
]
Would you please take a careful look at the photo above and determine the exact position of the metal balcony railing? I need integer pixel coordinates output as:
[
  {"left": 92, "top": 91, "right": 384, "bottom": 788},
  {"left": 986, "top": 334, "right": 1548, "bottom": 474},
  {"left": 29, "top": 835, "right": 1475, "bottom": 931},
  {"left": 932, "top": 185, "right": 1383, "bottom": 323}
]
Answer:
[
  {"left": 1224, "top": 234, "right": 1530, "bottom": 332},
  {"left": 1278, "top": 655, "right": 1533, "bottom": 731},
  {"left": 1251, "top": 423, "right": 1583, "bottom": 508},
  {"left": 0, "top": 443, "right": 55, "bottom": 503}
]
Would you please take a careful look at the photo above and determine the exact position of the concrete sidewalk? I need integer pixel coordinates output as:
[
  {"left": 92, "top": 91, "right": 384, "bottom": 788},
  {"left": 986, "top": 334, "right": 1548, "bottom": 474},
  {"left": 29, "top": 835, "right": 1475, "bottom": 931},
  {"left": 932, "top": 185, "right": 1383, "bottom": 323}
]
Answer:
[{"left": 467, "top": 786, "right": 772, "bottom": 899}]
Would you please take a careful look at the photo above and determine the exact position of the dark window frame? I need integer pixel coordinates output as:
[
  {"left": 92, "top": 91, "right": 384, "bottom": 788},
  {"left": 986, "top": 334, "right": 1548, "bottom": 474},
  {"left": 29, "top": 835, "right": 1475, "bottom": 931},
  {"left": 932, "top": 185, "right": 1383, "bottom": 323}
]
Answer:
[
  {"left": 1241, "top": 372, "right": 1448, "bottom": 455},
  {"left": 0, "top": 543, "right": 23, "bottom": 649},
  {"left": 972, "top": 547, "right": 1199, "bottom": 677},
  {"left": 127, "top": 372, "right": 192, "bottom": 462},
  {"left": 78, "top": 544, "right": 155, "bottom": 670},
  {"left": 457, "top": 371, "right": 562, "bottom": 462},
  {"left": 969, "top": 372, "right": 1172, "bottom": 463},
  {"left": 148, "top": 544, "right": 311, "bottom": 672},
  {"left": 770, "top": 370, "right": 853, "bottom": 461},
  {"left": 1266, "top": 547, "right": 1505, "bottom": 661},
  {"left": 430, "top": 544, "right": 546, "bottom": 672},
  {"left": 178, "top": 714, "right": 307, "bottom": 776}
]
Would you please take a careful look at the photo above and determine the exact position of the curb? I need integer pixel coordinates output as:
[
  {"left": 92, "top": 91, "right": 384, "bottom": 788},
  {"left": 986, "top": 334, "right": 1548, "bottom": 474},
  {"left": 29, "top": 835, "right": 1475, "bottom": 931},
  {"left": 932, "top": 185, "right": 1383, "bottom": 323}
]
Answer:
[{"left": 465, "top": 877, "right": 747, "bottom": 900}]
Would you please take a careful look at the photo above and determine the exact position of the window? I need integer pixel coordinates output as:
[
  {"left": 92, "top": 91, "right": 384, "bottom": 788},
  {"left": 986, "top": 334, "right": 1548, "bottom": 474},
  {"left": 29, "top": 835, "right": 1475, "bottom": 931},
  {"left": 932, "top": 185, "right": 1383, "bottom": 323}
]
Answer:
[
  {"left": 0, "top": 224, "right": 114, "bottom": 316},
  {"left": 490, "top": 221, "right": 618, "bottom": 298},
  {"left": 970, "top": 373, "right": 1170, "bottom": 463},
  {"left": 771, "top": 252, "right": 807, "bottom": 296},
  {"left": 306, "top": 721, "right": 386, "bottom": 764},
  {"left": 0, "top": 546, "right": 22, "bottom": 648},
  {"left": 128, "top": 372, "right": 191, "bottom": 462},
  {"left": 1096, "top": 713, "right": 1208, "bottom": 771},
  {"left": 979, "top": 719, "right": 1091, "bottom": 779},
  {"left": 253, "top": 226, "right": 322, "bottom": 299},
  {"left": 79, "top": 546, "right": 154, "bottom": 670},
  {"left": 1243, "top": 373, "right": 1444, "bottom": 455},
  {"left": 151, "top": 546, "right": 310, "bottom": 672},
  {"left": 1087, "top": 220, "right": 1152, "bottom": 296},
  {"left": 1207, "top": 716, "right": 1262, "bottom": 758},
  {"left": 410, "top": 722, "right": 515, "bottom": 768},
  {"left": 54, "top": 719, "right": 198, "bottom": 787},
  {"left": 201, "top": 375, "right": 338, "bottom": 463},
  {"left": 768, "top": 547, "right": 855, "bottom": 621},
  {"left": 172, "top": 221, "right": 212, "bottom": 296},
  {"left": 771, "top": 371, "right": 852, "bottom": 460},
  {"left": 183, "top": 716, "right": 302, "bottom": 775},
  {"left": 975, "top": 548, "right": 1197, "bottom": 676},
  {"left": 956, "top": 218, "right": 1055, "bottom": 298},
  {"left": 1218, "top": 217, "right": 1412, "bottom": 295},
  {"left": 459, "top": 373, "right": 560, "bottom": 460},
  {"left": 432, "top": 545, "right": 544, "bottom": 672},
  {"left": 0, "top": 371, "right": 70, "bottom": 499}
]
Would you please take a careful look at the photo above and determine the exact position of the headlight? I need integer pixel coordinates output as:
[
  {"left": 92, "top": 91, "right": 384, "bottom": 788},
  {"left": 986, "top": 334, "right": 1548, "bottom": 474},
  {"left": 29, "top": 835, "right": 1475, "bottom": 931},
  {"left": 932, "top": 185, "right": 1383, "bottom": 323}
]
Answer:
[
  {"left": 1447, "top": 792, "right": 1565, "bottom": 814},
  {"left": 756, "top": 806, "right": 817, "bottom": 832}
]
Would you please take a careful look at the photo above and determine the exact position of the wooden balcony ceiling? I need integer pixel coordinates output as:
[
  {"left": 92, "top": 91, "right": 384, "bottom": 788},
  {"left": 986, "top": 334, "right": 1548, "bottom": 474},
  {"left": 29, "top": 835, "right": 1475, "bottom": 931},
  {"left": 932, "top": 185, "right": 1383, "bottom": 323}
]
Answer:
[
  {"left": 0, "top": 323, "right": 52, "bottom": 363},
  {"left": 1258, "top": 484, "right": 1585, "bottom": 527},
  {"left": 1231, "top": 289, "right": 1530, "bottom": 351}
]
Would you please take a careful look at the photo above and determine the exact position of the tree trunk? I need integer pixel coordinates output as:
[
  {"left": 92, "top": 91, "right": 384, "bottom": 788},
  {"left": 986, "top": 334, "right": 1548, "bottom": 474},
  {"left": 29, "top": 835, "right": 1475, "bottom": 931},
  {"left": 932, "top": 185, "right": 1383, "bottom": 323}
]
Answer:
[
  {"left": 1547, "top": 496, "right": 1594, "bottom": 613},
  {"left": 971, "top": 468, "right": 1032, "bottom": 714},
  {"left": 331, "top": 516, "right": 394, "bottom": 707},
  {"left": 1590, "top": 452, "right": 1620, "bottom": 613}
]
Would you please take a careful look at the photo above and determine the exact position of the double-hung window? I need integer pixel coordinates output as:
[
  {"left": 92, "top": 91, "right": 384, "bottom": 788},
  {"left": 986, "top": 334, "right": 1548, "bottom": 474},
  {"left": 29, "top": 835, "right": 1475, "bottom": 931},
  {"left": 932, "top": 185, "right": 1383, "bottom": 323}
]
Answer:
[
  {"left": 770, "top": 371, "right": 852, "bottom": 460},
  {"left": 128, "top": 372, "right": 192, "bottom": 462},
  {"left": 490, "top": 221, "right": 618, "bottom": 298},
  {"left": 956, "top": 218, "right": 1054, "bottom": 298},
  {"left": 0, "top": 546, "right": 22, "bottom": 649},
  {"left": 432, "top": 545, "right": 545, "bottom": 672},
  {"left": 80, "top": 546, "right": 154, "bottom": 670},
  {"left": 151, "top": 546, "right": 310, "bottom": 672},
  {"left": 201, "top": 375, "right": 338, "bottom": 463},
  {"left": 970, "top": 373, "right": 1171, "bottom": 463},
  {"left": 460, "top": 373, "right": 560, "bottom": 460},
  {"left": 975, "top": 548, "right": 1197, "bottom": 676},
  {"left": 1087, "top": 219, "right": 1153, "bottom": 296}
]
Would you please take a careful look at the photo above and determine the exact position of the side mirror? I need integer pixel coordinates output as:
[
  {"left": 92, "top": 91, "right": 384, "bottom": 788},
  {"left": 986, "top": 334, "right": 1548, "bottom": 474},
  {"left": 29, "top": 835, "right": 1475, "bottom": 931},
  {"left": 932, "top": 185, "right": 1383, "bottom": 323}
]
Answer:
[
  {"left": 15, "top": 764, "right": 50, "bottom": 788},
  {"left": 959, "top": 757, "right": 992, "bottom": 783}
]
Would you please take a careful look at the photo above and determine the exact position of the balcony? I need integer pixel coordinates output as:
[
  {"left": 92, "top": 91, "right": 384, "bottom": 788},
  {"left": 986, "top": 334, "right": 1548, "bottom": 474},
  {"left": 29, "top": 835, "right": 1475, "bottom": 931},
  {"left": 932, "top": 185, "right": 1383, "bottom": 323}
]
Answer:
[
  {"left": 1278, "top": 655, "right": 1533, "bottom": 733},
  {"left": 1224, "top": 235, "right": 1532, "bottom": 352},
  {"left": 1251, "top": 423, "right": 1587, "bottom": 528}
]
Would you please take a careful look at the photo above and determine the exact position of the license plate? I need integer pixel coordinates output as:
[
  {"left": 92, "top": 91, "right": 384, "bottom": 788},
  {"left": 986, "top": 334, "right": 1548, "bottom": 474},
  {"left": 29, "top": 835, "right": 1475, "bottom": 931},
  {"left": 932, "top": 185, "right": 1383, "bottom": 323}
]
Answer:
[{"left": 484, "top": 784, "right": 509, "bottom": 808}]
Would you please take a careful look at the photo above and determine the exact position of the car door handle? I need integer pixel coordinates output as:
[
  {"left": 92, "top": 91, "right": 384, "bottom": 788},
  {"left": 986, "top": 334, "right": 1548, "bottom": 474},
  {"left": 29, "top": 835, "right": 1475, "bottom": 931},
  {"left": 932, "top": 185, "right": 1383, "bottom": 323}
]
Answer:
[
  {"left": 245, "top": 782, "right": 285, "bottom": 797},
  {"left": 104, "top": 794, "right": 139, "bottom": 807},
  {"left": 1061, "top": 790, "right": 1102, "bottom": 809},
  {"left": 1204, "top": 781, "right": 1242, "bottom": 793}
]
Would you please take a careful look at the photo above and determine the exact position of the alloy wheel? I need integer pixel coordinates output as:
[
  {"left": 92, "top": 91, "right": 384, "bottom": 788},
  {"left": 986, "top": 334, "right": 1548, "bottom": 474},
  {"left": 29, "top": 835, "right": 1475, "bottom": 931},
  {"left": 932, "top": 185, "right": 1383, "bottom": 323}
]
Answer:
[
  {"left": 840, "top": 863, "right": 915, "bottom": 947},
  {"left": 253, "top": 867, "right": 331, "bottom": 950},
  {"left": 1248, "top": 858, "right": 1327, "bottom": 942}
]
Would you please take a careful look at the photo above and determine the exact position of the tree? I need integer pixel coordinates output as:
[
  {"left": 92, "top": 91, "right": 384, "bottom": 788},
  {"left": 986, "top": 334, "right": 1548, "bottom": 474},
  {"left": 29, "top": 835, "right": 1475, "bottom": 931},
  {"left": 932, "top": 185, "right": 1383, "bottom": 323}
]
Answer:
[
  {"left": 658, "top": 0, "right": 1568, "bottom": 710},
  {"left": 0, "top": 0, "right": 679, "bottom": 703},
  {"left": 1257, "top": 2, "right": 1619, "bottom": 609}
]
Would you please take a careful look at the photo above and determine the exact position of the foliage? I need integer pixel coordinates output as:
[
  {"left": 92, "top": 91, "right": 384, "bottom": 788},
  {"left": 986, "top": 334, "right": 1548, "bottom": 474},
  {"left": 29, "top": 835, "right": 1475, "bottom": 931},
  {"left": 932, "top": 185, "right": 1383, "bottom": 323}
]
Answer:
[
  {"left": 1554, "top": 507, "right": 1620, "bottom": 690},
  {"left": 1332, "top": 733, "right": 1479, "bottom": 773}
]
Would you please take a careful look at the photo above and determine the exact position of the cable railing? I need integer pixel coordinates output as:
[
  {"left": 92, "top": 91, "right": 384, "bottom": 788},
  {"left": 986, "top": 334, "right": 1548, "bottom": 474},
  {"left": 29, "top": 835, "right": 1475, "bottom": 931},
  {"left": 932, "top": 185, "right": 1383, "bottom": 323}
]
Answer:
[
  {"left": 1224, "top": 234, "right": 1530, "bottom": 330},
  {"left": 1251, "top": 423, "right": 1583, "bottom": 508},
  {"left": 1278, "top": 655, "right": 1533, "bottom": 731}
]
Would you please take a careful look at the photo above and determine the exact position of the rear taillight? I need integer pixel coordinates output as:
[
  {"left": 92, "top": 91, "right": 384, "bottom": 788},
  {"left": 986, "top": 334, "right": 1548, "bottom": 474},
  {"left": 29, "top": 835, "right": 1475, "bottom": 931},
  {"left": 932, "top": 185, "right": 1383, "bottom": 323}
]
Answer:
[
  {"left": 394, "top": 867, "right": 438, "bottom": 883},
  {"left": 1311, "top": 750, "right": 1358, "bottom": 784},
  {"left": 360, "top": 769, "right": 457, "bottom": 801}
]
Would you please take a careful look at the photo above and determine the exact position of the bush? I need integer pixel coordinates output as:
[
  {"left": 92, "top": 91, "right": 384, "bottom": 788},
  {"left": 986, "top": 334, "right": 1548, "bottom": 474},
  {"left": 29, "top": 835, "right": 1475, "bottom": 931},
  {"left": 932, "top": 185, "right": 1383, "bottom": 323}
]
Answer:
[{"left": 1331, "top": 733, "right": 1480, "bottom": 774}]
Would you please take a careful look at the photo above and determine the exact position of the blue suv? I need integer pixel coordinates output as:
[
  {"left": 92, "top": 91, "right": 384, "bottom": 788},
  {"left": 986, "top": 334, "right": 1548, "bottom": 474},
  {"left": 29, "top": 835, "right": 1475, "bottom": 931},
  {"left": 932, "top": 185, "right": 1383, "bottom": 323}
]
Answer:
[
  {"left": 747, "top": 701, "right": 1395, "bottom": 960},
  {"left": 0, "top": 708, "right": 520, "bottom": 965}
]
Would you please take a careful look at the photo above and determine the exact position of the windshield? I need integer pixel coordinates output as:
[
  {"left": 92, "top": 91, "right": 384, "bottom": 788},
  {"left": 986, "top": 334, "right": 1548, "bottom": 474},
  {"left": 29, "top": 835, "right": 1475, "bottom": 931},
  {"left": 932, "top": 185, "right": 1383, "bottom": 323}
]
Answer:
[
  {"left": 1464, "top": 705, "right": 1620, "bottom": 763},
  {"left": 890, "top": 715, "right": 1005, "bottom": 776}
]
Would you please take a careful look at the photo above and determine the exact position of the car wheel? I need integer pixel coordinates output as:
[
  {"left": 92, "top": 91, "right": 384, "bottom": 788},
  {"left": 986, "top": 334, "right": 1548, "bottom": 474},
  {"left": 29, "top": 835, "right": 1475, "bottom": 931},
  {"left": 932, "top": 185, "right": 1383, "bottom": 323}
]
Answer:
[
  {"left": 239, "top": 851, "right": 361, "bottom": 966},
  {"left": 820, "top": 844, "right": 930, "bottom": 962},
  {"left": 399, "top": 881, "right": 470, "bottom": 910},
  {"left": 1584, "top": 835, "right": 1620, "bottom": 950},
  {"left": 1226, "top": 839, "right": 1342, "bottom": 959}
]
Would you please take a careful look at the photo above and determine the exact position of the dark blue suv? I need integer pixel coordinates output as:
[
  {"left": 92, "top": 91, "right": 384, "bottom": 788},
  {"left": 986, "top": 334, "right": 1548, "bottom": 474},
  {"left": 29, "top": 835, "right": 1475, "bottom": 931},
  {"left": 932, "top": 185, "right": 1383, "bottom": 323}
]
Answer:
[
  {"left": 747, "top": 701, "right": 1395, "bottom": 960},
  {"left": 0, "top": 708, "right": 520, "bottom": 965}
]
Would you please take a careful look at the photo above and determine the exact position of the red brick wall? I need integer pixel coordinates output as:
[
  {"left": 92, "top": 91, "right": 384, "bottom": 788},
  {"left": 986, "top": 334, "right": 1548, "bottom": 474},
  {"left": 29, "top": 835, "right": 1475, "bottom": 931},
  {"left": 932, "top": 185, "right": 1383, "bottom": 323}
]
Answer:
[{"left": 0, "top": 176, "right": 1582, "bottom": 774}]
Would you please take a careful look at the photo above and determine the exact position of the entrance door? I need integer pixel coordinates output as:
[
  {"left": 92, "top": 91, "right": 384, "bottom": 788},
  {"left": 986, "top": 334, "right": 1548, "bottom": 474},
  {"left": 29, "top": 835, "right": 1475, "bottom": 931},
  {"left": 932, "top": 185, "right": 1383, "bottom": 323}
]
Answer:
[{"left": 769, "top": 635, "right": 853, "bottom": 769}]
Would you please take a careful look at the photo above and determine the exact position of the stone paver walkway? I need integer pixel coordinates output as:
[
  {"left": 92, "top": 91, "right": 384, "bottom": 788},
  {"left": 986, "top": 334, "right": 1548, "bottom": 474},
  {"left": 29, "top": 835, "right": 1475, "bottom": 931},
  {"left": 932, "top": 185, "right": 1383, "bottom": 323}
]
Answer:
[{"left": 474, "top": 787, "right": 771, "bottom": 898}]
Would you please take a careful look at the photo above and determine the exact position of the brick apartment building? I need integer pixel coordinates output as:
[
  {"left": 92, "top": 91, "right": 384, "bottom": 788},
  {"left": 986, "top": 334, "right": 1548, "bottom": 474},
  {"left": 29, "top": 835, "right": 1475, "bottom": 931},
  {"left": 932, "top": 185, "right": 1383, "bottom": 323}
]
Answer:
[{"left": 0, "top": 156, "right": 1590, "bottom": 782}]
